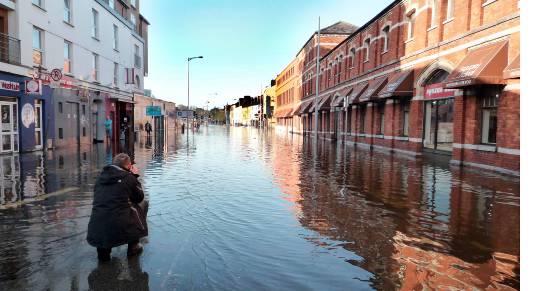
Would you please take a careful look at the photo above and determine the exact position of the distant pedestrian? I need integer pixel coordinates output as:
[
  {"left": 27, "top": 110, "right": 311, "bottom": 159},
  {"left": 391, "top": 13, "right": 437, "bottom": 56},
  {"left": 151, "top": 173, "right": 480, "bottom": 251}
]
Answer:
[
  {"left": 87, "top": 153, "right": 148, "bottom": 261},
  {"left": 105, "top": 116, "right": 112, "bottom": 143},
  {"left": 144, "top": 121, "right": 152, "bottom": 137}
]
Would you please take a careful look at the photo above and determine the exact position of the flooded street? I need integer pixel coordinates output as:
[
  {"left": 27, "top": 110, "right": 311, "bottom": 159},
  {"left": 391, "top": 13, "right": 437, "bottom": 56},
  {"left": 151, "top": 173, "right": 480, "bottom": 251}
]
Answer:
[{"left": 0, "top": 126, "right": 519, "bottom": 290}]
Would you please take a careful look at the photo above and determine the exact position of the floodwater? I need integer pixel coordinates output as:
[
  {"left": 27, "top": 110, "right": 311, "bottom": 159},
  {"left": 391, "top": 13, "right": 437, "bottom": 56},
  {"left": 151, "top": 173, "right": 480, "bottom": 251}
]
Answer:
[{"left": 0, "top": 126, "right": 519, "bottom": 290}]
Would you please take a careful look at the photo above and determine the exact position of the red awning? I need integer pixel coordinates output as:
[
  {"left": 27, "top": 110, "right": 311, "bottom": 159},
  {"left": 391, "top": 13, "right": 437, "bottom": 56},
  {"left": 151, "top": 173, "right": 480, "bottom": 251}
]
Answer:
[
  {"left": 377, "top": 70, "right": 414, "bottom": 98},
  {"left": 348, "top": 82, "right": 369, "bottom": 104},
  {"left": 275, "top": 108, "right": 292, "bottom": 118},
  {"left": 331, "top": 87, "right": 354, "bottom": 107},
  {"left": 299, "top": 99, "right": 314, "bottom": 114},
  {"left": 359, "top": 76, "right": 389, "bottom": 102},
  {"left": 445, "top": 40, "right": 508, "bottom": 88},
  {"left": 503, "top": 54, "right": 519, "bottom": 79},
  {"left": 309, "top": 95, "right": 331, "bottom": 113}
]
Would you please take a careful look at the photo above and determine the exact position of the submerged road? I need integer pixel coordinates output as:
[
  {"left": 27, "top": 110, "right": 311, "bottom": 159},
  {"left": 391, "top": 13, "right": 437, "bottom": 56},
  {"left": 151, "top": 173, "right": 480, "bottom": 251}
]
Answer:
[{"left": 0, "top": 126, "right": 520, "bottom": 290}]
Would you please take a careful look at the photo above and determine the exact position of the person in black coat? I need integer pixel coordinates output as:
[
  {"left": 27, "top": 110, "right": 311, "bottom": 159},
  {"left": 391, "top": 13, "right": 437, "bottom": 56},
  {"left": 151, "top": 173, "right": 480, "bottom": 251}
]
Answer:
[{"left": 87, "top": 153, "right": 149, "bottom": 261}]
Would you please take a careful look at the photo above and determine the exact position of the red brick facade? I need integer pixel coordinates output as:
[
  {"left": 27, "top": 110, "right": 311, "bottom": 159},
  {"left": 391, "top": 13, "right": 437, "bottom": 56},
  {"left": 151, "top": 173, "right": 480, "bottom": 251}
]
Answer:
[{"left": 286, "top": 0, "right": 519, "bottom": 175}]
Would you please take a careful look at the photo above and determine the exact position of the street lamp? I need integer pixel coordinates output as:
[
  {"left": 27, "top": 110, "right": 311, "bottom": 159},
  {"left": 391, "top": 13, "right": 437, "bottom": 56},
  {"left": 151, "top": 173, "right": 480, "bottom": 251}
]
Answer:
[{"left": 187, "top": 56, "right": 203, "bottom": 132}]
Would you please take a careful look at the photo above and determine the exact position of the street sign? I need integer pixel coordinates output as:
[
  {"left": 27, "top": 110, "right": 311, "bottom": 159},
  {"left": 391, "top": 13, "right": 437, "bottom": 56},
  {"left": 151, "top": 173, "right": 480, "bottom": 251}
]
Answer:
[
  {"left": 146, "top": 106, "right": 162, "bottom": 116},
  {"left": 25, "top": 80, "right": 42, "bottom": 95},
  {"left": 50, "top": 69, "right": 63, "bottom": 81}
]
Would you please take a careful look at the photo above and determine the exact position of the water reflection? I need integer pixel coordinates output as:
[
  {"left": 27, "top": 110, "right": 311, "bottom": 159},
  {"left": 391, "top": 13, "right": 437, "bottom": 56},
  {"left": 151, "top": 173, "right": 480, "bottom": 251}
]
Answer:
[
  {"left": 291, "top": 138, "right": 519, "bottom": 290},
  {"left": 0, "top": 127, "right": 519, "bottom": 290}
]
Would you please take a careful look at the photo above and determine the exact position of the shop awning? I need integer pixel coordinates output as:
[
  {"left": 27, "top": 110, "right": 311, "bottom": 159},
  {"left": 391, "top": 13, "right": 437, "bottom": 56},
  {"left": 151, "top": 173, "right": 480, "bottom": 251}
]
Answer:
[
  {"left": 283, "top": 109, "right": 294, "bottom": 118},
  {"left": 299, "top": 99, "right": 314, "bottom": 114},
  {"left": 359, "top": 76, "right": 389, "bottom": 102},
  {"left": 377, "top": 70, "right": 414, "bottom": 98},
  {"left": 291, "top": 103, "right": 302, "bottom": 116},
  {"left": 348, "top": 82, "right": 369, "bottom": 105},
  {"left": 309, "top": 95, "right": 331, "bottom": 113},
  {"left": 275, "top": 108, "right": 292, "bottom": 118},
  {"left": 444, "top": 40, "right": 508, "bottom": 88},
  {"left": 330, "top": 87, "right": 353, "bottom": 107},
  {"left": 503, "top": 54, "right": 519, "bottom": 79}
]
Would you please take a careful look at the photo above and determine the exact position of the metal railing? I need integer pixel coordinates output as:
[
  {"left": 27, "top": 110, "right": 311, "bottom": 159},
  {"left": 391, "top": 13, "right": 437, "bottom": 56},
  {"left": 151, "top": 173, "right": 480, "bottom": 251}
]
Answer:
[{"left": 0, "top": 32, "right": 21, "bottom": 65}]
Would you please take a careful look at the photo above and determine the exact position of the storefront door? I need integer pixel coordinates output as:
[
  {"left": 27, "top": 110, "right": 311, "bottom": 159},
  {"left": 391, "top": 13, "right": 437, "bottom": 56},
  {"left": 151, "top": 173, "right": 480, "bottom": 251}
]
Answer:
[
  {"left": 0, "top": 101, "right": 18, "bottom": 154},
  {"left": 423, "top": 98, "right": 454, "bottom": 152},
  {"left": 34, "top": 100, "right": 43, "bottom": 150}
]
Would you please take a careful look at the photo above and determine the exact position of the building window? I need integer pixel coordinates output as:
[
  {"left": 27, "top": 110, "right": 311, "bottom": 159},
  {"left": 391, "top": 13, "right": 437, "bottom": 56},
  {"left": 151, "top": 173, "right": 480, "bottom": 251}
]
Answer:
[
  {"left": 83, "top": 127, "right": 86, "bottom": 137},
  {"left": 135, "top": 75, "right": 141, "bottom": 89},
  {"left": 92, "top": 53, "right": 99, "bottom": 81},
  {"left": 32, "top": 26, "right": 43, "bottom": 66},
  {"left": 446, "top": 0, "right": 455, "bottom": 20},
  {"left": 403, "top": 101, "right": 410, "bottom": 136},
  {"left": 82, "top": 104, "right": 86, "bottom": 115},
  {"left": 59, "top": 128, "right": 63, "bottom": 139},
  {"left": 64, "top": 0, "right": 72, "bottom": 23},
  {"left": 58, "top": 102, "right": 63, "bottom": 113},
  {"left": 32, "top": 0, "right": 43, "bottom": 8},
  {"left": 359, "top": 105, "right": 366, "bottom": 133},
  {"left": 108, "top": 0, "right": 114, "bottom": 10},
  {"left": 114, "top": 62, "right": 119, "bottom": 87},
  {"left": 382, "top": 26, "right": 390, "bottom": 52},
  {"left": 64, "top": 40, "right": 72, "bottom": 73},
  {"left": 481, "top": 92, "right": 499, "bottom": 144},
  {"left": 407, "top": 12, "right": 415, "bottom": 40},
  {"left": 92, "top": 9, "right": 99, "bottom": 39},
  {"left": 429, "top": 0, "right": 438, "bottom": 28},
  {"left": 349, "top": 48, "right": 356, "bottom": 68},
  {"left": 130, "top": 13, "right": 137, "bottom": 30},
  {"left": 131, "top": 0, "right": 136, "bottom": 7},
  {"left": 113, "top": 24, "right": 119, "bottom": 50},
  {"left": 134, "top": 44, "right": 141, "bottom": 68},
  {"left": 363, "top": 38, "right": 370, "bottom": 62}
]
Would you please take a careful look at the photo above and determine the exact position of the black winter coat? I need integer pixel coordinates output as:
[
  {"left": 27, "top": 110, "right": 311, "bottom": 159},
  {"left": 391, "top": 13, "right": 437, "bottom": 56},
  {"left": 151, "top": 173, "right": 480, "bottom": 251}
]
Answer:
[{"left": 87, "top": 165, "right": 148, "bottom": 248}]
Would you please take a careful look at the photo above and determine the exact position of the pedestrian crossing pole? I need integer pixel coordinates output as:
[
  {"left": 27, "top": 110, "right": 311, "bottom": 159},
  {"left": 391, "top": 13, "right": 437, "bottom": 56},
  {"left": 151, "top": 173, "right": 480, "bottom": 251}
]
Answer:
[{"left": 314, "top": 16, "right": 321, "bottom": 140}]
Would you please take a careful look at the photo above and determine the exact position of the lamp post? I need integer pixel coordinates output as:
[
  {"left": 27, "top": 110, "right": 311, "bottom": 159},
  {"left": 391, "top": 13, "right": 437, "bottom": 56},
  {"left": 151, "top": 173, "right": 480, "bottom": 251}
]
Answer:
[{"left": 187, "top": 56, "right": 203, "bottom": 133}]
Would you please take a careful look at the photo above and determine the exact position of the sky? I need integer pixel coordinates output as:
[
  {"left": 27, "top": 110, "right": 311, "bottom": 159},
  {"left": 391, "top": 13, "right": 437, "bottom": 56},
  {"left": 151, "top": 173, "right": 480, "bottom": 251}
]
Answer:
[{"left": 141, "top": 0, "right": 393, "bottom": 108}]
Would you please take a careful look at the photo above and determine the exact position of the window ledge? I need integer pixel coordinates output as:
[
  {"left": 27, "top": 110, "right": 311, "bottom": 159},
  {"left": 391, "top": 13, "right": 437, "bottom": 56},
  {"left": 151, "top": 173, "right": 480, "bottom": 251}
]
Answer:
[
  {"left": 63, "top": 21, "right": 74, "bottom": 28},
  {"left": 405, "top": 38, "right": 414, "bottom": 44},
  {"left": 32, "top": 3, "right": 47, "bottom": 12},
  {"left": 476, "top": 144, "right": 497, "bottom": 152},
  {"left": 64, "top": 73, "right": 74, "bottom": 77},
  {"left": 114, "top": 48, "right": 120, "bottom": 53},
  {"left": 443, "top": 17, "right": 455, "bottom": 25},
  {"left": 92, "top": 36, "right": 100, "bottom": 42},
  {"left": 427, "top": 25, "right": 438, "bottom": 32},
  {"left": 381, "top": 50, "right": 388, "bottom": 55},
  {"left": 363, "top": 60, "right": 369, "bottom": 64},
  {"left": 482, "top": 0, "right": 498, "bottom": 7}
]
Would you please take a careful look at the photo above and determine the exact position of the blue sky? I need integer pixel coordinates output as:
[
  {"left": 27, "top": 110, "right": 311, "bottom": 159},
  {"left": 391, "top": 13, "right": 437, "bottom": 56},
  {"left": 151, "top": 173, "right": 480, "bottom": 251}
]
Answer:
[{"left": 141, "top": 0, "right": 393, "bottom": 108}]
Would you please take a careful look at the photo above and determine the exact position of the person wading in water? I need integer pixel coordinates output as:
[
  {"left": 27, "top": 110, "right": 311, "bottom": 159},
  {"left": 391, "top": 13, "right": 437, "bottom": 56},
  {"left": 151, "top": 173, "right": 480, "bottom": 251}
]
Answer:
[{"left": 87, "top": 153, "right": 149, "bottom": 261}]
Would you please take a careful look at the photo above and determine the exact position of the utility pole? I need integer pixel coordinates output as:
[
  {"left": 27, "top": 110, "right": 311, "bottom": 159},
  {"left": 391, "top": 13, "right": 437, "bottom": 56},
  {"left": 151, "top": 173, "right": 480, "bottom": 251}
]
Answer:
[
  {"left": 187, "top": 56, "right": 203, "bottom": 140},
  {"left": 314, "top": 17, "right": 321, "bottom": 140}
]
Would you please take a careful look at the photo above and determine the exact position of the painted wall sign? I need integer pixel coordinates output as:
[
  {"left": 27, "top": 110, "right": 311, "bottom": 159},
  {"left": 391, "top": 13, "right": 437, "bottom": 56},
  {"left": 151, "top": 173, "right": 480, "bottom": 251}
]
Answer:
[
  {"left": 424, "top": 83, "right": 456, "bottom": 100},
  {"left": 0, "top": 80, "right": 20, "bottom": 92},
  {"left": 21, "top": 103, "right": 35, "bottom": 128}
]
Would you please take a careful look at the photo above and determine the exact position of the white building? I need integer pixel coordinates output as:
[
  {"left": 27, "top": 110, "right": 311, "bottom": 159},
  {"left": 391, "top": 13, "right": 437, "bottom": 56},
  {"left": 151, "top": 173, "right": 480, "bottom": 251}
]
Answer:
[{"left": 0, "top": 0, "right": 149, "bottom": 153}]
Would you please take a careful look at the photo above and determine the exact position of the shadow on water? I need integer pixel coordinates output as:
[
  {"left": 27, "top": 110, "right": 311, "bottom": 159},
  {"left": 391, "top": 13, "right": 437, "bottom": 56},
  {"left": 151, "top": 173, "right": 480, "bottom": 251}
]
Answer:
[{"left": 87, "top": 256, "right": 149, "bottom": 291}]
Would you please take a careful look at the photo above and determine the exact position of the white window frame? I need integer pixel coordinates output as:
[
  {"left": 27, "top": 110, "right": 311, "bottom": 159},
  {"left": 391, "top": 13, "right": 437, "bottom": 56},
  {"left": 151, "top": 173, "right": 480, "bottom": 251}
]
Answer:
[
  {"left": 63, "top": 40, "right": 72, "bottom": 73},
  {"left": 349, "top": 48, "right": 356, "bottom": 68},
  {"left": 382, "top": 26, "right": 390, "bottom": 53},
  {"left": 113, "top": 24, "right": 119, "bottom": 50},
  {"left": 113, "top": 62, "right": 119, "bottom": 87},
  {"left": 446, "top": 0, "right": 455, "bottom": 21},
  {"left": 92, "top": 53, "right": 99, "bottom": 82},
  {"left": 363, "top": 38, "right": 371, "bottom": 62},
  {"left": 134, "top": 44, "right": 141, "bottom": 68},
  {"left": 64, "top": 0, "right": 72, "bottom": 24},
  {"left": 92, "top": 9, "right": 99, "bottom": 39},
  {"left": 32, "top": 0, "right": 44, "bottom": 8},
  {"left": 32, "top": 26, "right": 44, "bottom": 66},
  {"left": 108, "top": 0, "right": 114, "bottom": 10},
  {"left": 429, "top": 0, "right": 438, "bottom": 28}
]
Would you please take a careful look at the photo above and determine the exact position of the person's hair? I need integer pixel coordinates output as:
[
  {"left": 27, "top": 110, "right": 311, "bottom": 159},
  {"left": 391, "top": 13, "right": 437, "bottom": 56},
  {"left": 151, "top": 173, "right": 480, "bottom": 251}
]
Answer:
[{"left": 112, "top": 153, "right": 131, "bottom": 168}]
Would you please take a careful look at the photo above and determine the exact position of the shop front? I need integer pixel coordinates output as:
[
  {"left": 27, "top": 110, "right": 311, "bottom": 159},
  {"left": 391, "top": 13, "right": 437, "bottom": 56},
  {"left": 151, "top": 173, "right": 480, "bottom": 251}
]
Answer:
[
  {"left": 104, "top": 93, "right": 135, "bottom": 156},
  {"left": 0, "top": 72, "right": 53, "bottom": 154}
]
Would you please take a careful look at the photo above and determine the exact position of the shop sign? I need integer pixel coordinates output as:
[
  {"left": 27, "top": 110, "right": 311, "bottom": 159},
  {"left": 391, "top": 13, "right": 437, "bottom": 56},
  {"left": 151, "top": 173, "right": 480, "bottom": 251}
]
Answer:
[
  {"left": 424, "top": 83, "right": 456, "bottom": 100},
  {"left": 25, "top": 80, "right": 42, "bottom": 95},
  {"left": 146, "top": 106, "right": 162, "bottom": 116},
  {"left": 0, "top": 80, "right": 20, "bottom": 92}
]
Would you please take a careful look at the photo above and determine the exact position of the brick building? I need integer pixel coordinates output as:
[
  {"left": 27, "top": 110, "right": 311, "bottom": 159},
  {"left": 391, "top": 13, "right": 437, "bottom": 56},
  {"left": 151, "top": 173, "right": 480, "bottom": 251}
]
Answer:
[
  {"left": 274, "top": 22, "right": 358, "bottom": 133},
  {"left": 290, "top": 0, "right": 519, "bottom": 175}
]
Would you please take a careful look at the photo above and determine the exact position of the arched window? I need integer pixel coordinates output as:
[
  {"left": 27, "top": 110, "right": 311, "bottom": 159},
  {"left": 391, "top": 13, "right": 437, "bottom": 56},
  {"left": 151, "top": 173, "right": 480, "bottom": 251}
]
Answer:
[
  {"left": 350, "top": 48, "right": 356, "bottom": 68},
  {"left": 382, "top": 26, "right": 390, "bottom": 52},
  {"left": 363, "top": 38, "right": 371, "bottom": 62}
]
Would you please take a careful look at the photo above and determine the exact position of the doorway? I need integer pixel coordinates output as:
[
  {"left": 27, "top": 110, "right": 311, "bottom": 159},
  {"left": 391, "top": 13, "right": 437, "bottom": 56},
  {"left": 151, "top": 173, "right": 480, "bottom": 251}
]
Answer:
[
  {"left": 423, "top": 99, "right": 454, "bottom": 152},
  {"left": 0, "top": 100, "right": 18, "bottom": 154},
  {"left": 34, "top": 100, "right": 43, "bottom": 150}
]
